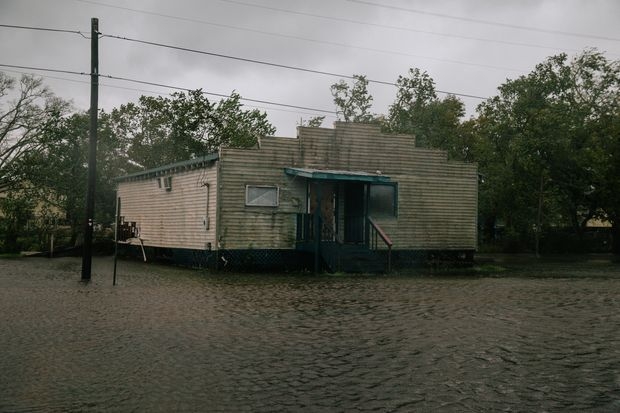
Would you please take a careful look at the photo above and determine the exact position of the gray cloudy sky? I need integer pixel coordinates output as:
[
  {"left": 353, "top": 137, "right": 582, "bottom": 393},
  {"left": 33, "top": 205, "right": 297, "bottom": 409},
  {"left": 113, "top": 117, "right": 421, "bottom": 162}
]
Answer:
[{"left": 1, "top": 0, "right": 619, "bottom": 136}]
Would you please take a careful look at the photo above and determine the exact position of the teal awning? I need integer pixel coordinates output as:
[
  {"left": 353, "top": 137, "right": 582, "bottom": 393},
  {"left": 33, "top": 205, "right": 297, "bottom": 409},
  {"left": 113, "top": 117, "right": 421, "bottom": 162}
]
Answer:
[{"left": 284, "top": 167, "right": 390, "bottom": 183}]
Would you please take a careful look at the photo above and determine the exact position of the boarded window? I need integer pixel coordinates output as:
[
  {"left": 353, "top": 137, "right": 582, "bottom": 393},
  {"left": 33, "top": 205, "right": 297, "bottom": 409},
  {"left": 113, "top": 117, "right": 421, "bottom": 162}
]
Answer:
[
  {"left": 246, "top": 185, "right": 279, "bottom": 207},
  {"left": 368, "top": 183, "right": 397, "bottom": 217}
]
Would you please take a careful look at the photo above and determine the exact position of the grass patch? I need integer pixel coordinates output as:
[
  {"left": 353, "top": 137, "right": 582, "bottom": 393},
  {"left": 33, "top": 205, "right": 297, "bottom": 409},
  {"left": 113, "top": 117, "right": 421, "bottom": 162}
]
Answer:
[{"left": 0, "top": 253, "right": 23, "bottom": 259}]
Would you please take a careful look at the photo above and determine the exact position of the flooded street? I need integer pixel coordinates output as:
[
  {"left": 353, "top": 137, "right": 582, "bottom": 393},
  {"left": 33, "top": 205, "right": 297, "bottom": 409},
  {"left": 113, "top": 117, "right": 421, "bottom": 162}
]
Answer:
[{"left": 1, "top": 257, "right": 620, "bottom": 412}]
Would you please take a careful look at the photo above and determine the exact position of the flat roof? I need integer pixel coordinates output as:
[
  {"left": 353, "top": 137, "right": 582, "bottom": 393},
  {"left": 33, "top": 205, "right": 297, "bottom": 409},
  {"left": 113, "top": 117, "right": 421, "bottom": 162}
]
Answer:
[
  {"left": 284, "top": 167, "right": 391, "bottom": 183},
  {"left": 116, "top": 153, "right": 219, "bottom": 182}
]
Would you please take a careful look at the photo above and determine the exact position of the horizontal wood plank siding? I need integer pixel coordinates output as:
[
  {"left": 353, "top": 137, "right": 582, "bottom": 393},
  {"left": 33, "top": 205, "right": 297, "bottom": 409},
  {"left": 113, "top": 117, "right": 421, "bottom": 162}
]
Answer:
[
  {"left": 218, "top": 143, "right": 306, "bottom": 249},
  {"left": 118, "top": 122, "right": 477, "bottom": 254},
  {"left": 373, "top": 174, "right": 477, "bottom": 249},
  {"left": 117, "top": 164, "right": 218, "bottom": 250},
  {"left": 297, "top": 122, "right": 477, "bottom": 250}
]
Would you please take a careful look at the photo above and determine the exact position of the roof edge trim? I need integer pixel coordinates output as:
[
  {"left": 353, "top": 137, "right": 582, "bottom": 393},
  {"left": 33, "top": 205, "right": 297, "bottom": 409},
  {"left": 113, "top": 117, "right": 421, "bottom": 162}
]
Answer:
[{"left": 115, "top": 153, "right": 219, "bottom": 182}]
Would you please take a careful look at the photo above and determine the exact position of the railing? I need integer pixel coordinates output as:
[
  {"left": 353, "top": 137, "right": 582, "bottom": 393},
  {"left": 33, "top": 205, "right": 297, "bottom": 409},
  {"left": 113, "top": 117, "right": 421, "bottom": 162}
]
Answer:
[
  {"left": 367, "top": 216, "right": 393, "bottom": 273},
  {"left": 296, "top": 213, "right": 314, "bottom": 242},
  {"left": 296, "top": 213, "right": 340, "bottom": 243},
  {"left": 297, "top": 213, "right": 393, "bottom": 273}
]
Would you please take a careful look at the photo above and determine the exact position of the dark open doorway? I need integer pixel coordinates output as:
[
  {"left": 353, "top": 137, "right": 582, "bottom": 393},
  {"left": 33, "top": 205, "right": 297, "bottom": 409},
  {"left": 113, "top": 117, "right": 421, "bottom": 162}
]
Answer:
[{"left": 344, "top": 183, "right": 365, "bottom": 243}]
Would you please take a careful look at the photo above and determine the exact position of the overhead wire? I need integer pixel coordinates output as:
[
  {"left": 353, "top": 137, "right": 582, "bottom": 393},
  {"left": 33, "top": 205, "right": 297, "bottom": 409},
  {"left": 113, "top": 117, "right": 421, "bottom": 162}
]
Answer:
[
  {"left": 99, "top": 73, "right": 338, "bottom": 114},
  {"left": 73, "top": 0, "right": 527, "bottom": 73},
  {"left": 0, "top": 63, "right": 338, "bottom": 115},
  {"left": 0, "top": 23, "right": 90, "bottom": 38},
  {"left": 214, "top": 0, "right": 581, "bottom": 53},
  {"left": 101, "top": 33, "right": 488, "bottom": 100},
  {"left": 2, "top": 67, "right": 336, "bottom": 118},
  {"left": 0, "top": 63, "right": 88, "bottom": 77},
  {"left": 347, "top": 0, "right": 620, "bottom": 42},
  {"left": 1, "top": 20, "right": 490, "bottom": 122},
  {"left": 0, "top": 22, "right": 489, "bottom": 99}
]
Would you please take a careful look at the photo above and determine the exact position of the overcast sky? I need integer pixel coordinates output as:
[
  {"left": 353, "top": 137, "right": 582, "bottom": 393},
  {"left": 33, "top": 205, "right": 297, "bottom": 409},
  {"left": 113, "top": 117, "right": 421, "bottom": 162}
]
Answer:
[{"left": 1, "top": 0, "right": 619, "bottom": 137}]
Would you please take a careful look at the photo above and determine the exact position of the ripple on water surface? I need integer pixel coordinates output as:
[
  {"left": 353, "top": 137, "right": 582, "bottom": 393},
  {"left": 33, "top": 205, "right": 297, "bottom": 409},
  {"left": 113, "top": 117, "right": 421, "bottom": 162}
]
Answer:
[{"left": 1, "top": 257, "right": 620, "bottom": 412}]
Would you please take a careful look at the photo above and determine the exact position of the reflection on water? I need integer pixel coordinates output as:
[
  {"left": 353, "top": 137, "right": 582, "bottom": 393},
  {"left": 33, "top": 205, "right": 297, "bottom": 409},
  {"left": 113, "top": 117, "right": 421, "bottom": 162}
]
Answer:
[{"left": 1, "top": 257, "right": 620, "bottom": 412}]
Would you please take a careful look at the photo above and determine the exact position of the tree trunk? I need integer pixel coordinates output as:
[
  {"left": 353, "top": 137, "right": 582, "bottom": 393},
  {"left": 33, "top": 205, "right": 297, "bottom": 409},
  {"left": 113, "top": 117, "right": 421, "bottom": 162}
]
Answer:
[{"left": 535, "top": 174, "right": 544, "bottom": 258}]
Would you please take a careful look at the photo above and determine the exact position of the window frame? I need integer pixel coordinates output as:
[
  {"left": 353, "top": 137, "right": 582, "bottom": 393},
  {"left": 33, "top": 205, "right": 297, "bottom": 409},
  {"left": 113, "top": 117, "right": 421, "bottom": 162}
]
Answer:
[
  {"left": 368, "top": 182, "right": 398, "bottom": 218},
  {"left": 245, "top": 185, "right": 280, "bottom": 207}
]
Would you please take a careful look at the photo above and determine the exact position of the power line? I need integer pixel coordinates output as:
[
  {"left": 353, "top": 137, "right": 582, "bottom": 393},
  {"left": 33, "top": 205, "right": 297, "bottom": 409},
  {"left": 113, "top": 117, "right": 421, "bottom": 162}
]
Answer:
[
  {"left": 2, "top": 67, "right": 338, "bottom": 119},
  {"left": 101, "top": 33, "right": 488, "bottom": 100},
  {"left": 0, "top": 63, "right": 87, "bottom": 77},
  {"left": 0, "top": 21, "right": 490, "bottom": 101},
  {"left": 0, "top": 23, "right": 90, "bottom": 38},
  {"left": 1, "top": 68, "right": 171, "bottom": 96},
  {"left": 0, "top": 63, "right": 338, "bottom": 114},
  {"left": 0, "top": 20, "right": 491, "bottom": 100},
  {"left": 347, "top": 0, "right": 620, "bottom": 42},
  {"left": 214, "top": 0, "right": 580, "bottom": 54},
  {"left": 100, "top": 73, "right": 338, "bottom": 114},
  {"left": 75, "top": 0, "right": 527, "bottom": 73}
]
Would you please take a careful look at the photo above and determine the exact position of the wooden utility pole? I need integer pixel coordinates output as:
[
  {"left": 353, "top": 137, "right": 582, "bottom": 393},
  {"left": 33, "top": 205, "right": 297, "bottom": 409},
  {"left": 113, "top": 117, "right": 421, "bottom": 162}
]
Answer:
[{"left": 81, "top": 17, "right": 99, "bottom": 281}]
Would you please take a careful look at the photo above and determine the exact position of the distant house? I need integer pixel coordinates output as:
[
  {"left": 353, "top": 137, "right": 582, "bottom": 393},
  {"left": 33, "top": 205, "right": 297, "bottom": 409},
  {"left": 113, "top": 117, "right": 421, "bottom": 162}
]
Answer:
[{"left": 115, "top": 122, "right": 478, "bottom": 272}]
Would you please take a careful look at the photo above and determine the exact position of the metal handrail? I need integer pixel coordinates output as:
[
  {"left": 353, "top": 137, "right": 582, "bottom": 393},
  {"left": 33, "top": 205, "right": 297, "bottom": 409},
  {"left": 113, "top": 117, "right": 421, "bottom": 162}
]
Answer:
[{"left": 367, "top": 216, "right": 393, "bottom": 272}]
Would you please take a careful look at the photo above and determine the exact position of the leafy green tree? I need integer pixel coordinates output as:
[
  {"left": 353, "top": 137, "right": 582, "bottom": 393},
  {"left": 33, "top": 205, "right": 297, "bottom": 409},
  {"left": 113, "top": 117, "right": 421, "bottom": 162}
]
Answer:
[
  {"left": 11, "top": 111, "right": 137, "bottom": 246},
  {"left": 598, "top": 106, "right": 620, "bottom": 254},
  {"left": 208, "top": 92, "right": 276, "bottom": 150},
  {"left": 8, "top": 88, "right": 276, "bottom": 247},
  {"left": 110, "top": 90, "right": 275, "bottom": 169},
  {"left": 298, "top": 116, "right": 325, "bottom": 128},
  {"left": 475, "top": 49, "right": 620, "bottom": 252},
  {"left": 0, "top": 191, "right": 34, "bottom": 252},
  {"left": 330, "top": 75, "right": 374, "bottom": 122},
  {"left": 385, "top": 68, "right": 467, "bottom": 159}
]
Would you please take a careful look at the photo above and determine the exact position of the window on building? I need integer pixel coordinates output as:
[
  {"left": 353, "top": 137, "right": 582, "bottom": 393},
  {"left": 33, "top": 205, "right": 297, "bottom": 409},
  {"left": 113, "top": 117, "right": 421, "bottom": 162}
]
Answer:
[
  {"left": 368, "top": 183, "right": 397, "bottom": 217},
  {"left": 246, "top": 185, "right": 279, "bottom": 207},
  {"left": 157, "top": 176, "right": 172, "bottom": 191}
]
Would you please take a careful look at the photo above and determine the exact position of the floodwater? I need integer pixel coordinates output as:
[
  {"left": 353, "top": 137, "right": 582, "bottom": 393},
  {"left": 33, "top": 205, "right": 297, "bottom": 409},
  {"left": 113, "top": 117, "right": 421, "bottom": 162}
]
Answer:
[{"left": 1, "top": 256, "right": 620, "bottom": 412}]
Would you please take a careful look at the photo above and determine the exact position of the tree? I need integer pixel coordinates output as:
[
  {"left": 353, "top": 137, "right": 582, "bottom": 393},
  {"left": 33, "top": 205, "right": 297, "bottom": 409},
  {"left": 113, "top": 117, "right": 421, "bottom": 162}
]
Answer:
[
  {"left": 110, "top": 90, "right": 275, "bottom": 169},
  {"left": 208, "top": 92, "right": 276, "bottom": 150},
  {"left": 0, "top": 73, "right": 69, "bottom": 177},
  {"left": 598, "top": 105, "right": 620, "bottom": 254},
  {"left": 330, "top": 75, "right": 374, "bottom": 122},
  {"left": 298, "top": 116, "right": 325, "bottom": 128},
  {"left": 10, "top": 110, "right": 139, "bottom": 246},
  {"left": 0, "top": 191, "right": 34, "bottom": 252},
  {"left": 475, "top": 49, "right": 620, "bottom": 253},
  {"left": 385, "top": 68, "right": 467, "bottom": 159}
]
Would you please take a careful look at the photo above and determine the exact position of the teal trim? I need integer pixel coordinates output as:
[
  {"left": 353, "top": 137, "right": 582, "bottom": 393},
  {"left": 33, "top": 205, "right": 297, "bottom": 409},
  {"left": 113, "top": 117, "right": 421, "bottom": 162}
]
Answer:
[
  {"left": 116, "top": 153, "right": 219, "bottom": 182},
  {"left": 284, "top": 167, "right": 391, "bottom": 183}
]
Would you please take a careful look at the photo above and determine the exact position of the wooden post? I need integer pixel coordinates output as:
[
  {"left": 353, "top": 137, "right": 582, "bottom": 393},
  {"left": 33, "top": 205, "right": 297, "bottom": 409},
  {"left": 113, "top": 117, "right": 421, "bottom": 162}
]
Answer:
[
  {"left": 81, "top": 17, "right": 99, "bottom": 281},
  {"left": 314, "top": 182, "right": 321, "bottom": 274},
  {"left": 113, "top": 196, "right": 120, "bottom": 286},
  {"left": 535, "top": 173, "right": 544, "bottom": 258}
]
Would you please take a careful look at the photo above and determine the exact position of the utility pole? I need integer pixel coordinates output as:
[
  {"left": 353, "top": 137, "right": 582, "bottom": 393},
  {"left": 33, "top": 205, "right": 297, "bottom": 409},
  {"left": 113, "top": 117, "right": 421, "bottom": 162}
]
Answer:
[{"left": 81, "top": 17, "right": 99, "bottom": 281}]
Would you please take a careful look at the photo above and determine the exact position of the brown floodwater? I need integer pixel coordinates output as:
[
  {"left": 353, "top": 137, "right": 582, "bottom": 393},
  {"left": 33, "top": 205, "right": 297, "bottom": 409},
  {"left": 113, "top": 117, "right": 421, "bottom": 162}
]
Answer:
[{"left": 1, "top": 256, "right": 619, "bottom": 412}]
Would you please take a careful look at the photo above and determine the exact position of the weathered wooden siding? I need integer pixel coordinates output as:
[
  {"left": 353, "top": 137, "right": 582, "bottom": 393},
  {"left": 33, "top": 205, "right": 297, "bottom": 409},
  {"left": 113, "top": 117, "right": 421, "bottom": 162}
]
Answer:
[
  {"left": 218, "top": 138, "right": 306, "bottom": 249},
  {"left": 296, "top": 122, "right": 477, "bottom": 250},
  {"left": 120, "top": 122, "right": 477, "bottom": 253},
  {"left": 117, "top": 165, "right": 218, "bottom": 250}
]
